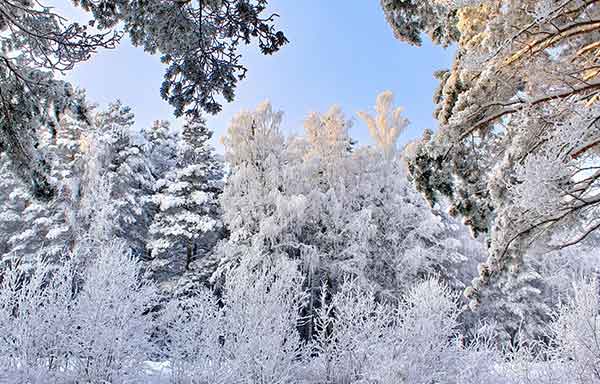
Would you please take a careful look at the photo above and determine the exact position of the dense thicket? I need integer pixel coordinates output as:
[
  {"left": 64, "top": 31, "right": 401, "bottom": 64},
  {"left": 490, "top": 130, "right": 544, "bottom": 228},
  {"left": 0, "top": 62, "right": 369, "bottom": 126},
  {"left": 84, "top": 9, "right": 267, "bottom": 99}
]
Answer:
[
  {"left": 2, "top": 233, "right": 600, "bottom": 383},
  {"left": 1, "top": 91, "right": 599, "bottom": 382}
]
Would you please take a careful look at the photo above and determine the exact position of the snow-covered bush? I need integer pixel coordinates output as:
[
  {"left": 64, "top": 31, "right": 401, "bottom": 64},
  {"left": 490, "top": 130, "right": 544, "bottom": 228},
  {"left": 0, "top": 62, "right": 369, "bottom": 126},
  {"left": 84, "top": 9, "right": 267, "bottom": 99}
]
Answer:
[
  {"left": 312, "top": 278, "right": 396, "bottom": 384},
  {"left": 312, "top": 277, "right": 467, "bottom": 384},
  {"left": 220, "top": 257, "right": 306, "bottom": 383},
  {"left": 545, "top": 277, "right": 600, "bottom": 383},
  {"left": 492, "top": 276, "right": 600, "bottom": 384},
  {"left": 0, "top": 240, "right": 158, "bottom": 383},
  {"left": 5, "top": 247, "right": 600, "bottom": 383},
  {"left": 161, "top": 256, "right": 306, "bottom": 384},
  {"left": 0, "top": 258, "right": 75, "bottom": 383},
  {"left": 161, "top": 289, "right": 224, "bottom": 383},
  {"left": 69, "top": 240, "right": 158, "bottom": 383}
]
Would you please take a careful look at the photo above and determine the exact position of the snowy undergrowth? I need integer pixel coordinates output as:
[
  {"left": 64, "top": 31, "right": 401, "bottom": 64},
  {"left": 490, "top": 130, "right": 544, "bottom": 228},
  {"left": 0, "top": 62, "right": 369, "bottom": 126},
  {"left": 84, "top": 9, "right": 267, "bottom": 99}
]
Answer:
[{"left": 1, "top": 241, "right": 599, "bottom": 383}]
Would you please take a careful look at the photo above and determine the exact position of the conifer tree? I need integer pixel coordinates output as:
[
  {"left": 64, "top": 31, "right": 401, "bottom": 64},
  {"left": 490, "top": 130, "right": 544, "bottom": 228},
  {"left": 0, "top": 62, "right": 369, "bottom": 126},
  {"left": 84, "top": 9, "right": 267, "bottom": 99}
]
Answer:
[
  {"left": 0, "top": 155, "right": 25, "bottom": 262},
  {"left": 91, "top": 101, "right": 155, "bottom": 258},
  {"left": 142, "top": 120, "right": 178, "bottom": 181},
  {"left": 381, "top": 0, "right": 596, "bottom": 341},
  {"left": 1, "top": 101, "right": 93, "bottom": 268},
  {"left": 147, "top": 117, "right": 224, "bottom": 293}
]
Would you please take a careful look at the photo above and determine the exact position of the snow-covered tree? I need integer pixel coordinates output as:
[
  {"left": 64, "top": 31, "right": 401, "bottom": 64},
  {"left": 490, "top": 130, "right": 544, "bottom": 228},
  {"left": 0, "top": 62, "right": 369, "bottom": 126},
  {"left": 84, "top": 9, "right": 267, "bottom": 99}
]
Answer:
[
  {"left": 0, "top": 0, "right": 120, "bottom": 199},
  {"left": 383, "top": 0, "right": 600, "bottom": 341},
  {"left": 357, "top": 90, "right": 409, "bottom": 159},
  {"left": 0, "top": 88, "right": 98, "bottom": 271},
  {"left": 218, "top": 98, "right": 485, "bottom": 341},
  {"left": 380, "top": 0, "right": 460, "bottom": 47},
  {"left": 147, "top": 117, "right": 224, "bottom": 294},
  {"left": 0, "top": 155, "right": 25, "bottom": 259},
  {"left": 0, "top": 142, "right": 82, "bottom": 269},
  {"left": 142, "top": 120, "right": 179, "bottom": 181},
  {"left": 88, "top": 101, "right": 155, "bottom": 258},
  {"left": 216, "top": 101, "right": 288, "bottom": 274}
]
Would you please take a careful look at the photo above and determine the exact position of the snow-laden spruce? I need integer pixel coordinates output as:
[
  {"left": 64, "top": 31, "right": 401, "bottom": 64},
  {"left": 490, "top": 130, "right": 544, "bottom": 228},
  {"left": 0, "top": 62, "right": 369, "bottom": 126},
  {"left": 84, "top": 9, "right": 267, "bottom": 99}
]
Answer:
[{"left": 147, "top": 117, "right": 224, "bottom": 295}]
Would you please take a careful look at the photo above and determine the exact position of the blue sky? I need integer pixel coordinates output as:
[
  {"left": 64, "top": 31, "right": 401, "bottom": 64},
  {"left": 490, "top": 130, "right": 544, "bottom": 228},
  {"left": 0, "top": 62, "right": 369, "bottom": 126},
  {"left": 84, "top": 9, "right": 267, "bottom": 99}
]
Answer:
[{"left": 56, "top": 1, "right": 455, "bottom": 151}]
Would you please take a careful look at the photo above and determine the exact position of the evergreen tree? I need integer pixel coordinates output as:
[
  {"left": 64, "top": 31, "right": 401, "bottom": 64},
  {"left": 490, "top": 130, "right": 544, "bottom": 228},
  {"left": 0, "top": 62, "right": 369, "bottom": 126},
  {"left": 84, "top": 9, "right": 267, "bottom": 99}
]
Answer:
[
  {"left": 91, "top": 101, "right": 155, "bottom": 258},
  {"left": 384, "top": 0, "right": 599, "bottom": 341},
  {"left": 142, "top": 120, "right": 178, "bottom": 181},
  {"left": 380, "top": 0, "right": 460, "bottom": 47},
  {"left": 75, "top": 0, "right": 288, "bottom": 117},
  {"left": 0, "top": 100, "right": 93, "bottom": 268},
  {"left": 0, "top": 155, "right": 25, "bottom": 262},
  {"left": 147, "top": 117, "right": 224, "bottom": 294},
  {"left": 0, "top": 0, "right": 120, "bottom": 199}
]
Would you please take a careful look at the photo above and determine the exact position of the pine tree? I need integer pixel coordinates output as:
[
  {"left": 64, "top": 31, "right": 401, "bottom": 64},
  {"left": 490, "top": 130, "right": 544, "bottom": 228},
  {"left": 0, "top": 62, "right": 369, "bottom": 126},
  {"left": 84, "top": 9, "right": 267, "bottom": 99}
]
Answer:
[
  {"left": 44, "top": 102, "right": 95, "bottom": 260},
  {"left": 90, "top": 101, "right": 155, "bottom": 258},
  {"left": 380, "top": 0, "right": 460, "bottom": 47},
  {"left": 142, "top": 120, "right": 178, "bottom": 181},
  {"left": 147, "top": 117, "right": 224, "bottom": 294},
  {"left": 0, "top": 102, "right": 94, "bottom": 268},
  {"left": 380, "top": 0, "right": 600, "bottom": 343},
  {"left": 0, "top": 0, "right": 120, "bottom": 200},
  {"left": 0, "top": 154, "right": 25, "bottom": 262},
  {"left": 74, "top": 0, "right": 288, "bottom": 117}
]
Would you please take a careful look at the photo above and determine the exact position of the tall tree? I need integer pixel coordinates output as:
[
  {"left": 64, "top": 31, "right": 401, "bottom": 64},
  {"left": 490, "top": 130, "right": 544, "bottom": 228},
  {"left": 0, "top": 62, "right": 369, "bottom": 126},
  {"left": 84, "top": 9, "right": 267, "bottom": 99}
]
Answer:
[
  {"left": 0, "top": 94, "right": 95, "bottom": 268},
  {"left": 89, "top": 101, "right": 155, "bottom": 258},
  {"left": 147, "top": 117, "right": 224, "bottom": 294},
  {"left": 218, "top": 97, "right": 485, "bottom": 339},
  {"left": 384, "top": 0, "right": 599, "bottom": 340}
]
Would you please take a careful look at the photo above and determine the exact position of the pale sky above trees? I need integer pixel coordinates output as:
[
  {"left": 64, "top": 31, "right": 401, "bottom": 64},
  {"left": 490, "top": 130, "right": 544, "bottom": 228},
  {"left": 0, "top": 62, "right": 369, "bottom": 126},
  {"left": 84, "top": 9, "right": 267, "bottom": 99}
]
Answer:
[{"left": 52, "top": 0, "right": 454, "bottom": 151}]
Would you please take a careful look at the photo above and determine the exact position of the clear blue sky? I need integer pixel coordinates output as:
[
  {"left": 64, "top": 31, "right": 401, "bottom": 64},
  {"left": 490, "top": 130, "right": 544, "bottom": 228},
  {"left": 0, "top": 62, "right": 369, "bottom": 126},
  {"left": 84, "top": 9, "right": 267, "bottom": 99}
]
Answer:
[{"left": 55, "top": 1, "right": 455, "bottom": 151}]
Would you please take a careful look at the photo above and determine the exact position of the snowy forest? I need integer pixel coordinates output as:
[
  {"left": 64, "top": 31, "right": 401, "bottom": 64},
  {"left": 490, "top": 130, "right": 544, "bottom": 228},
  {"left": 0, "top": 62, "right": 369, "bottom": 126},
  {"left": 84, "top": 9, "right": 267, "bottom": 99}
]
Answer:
[{"left": 0, "top": 0, "right": 599, "bottom": 383}]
